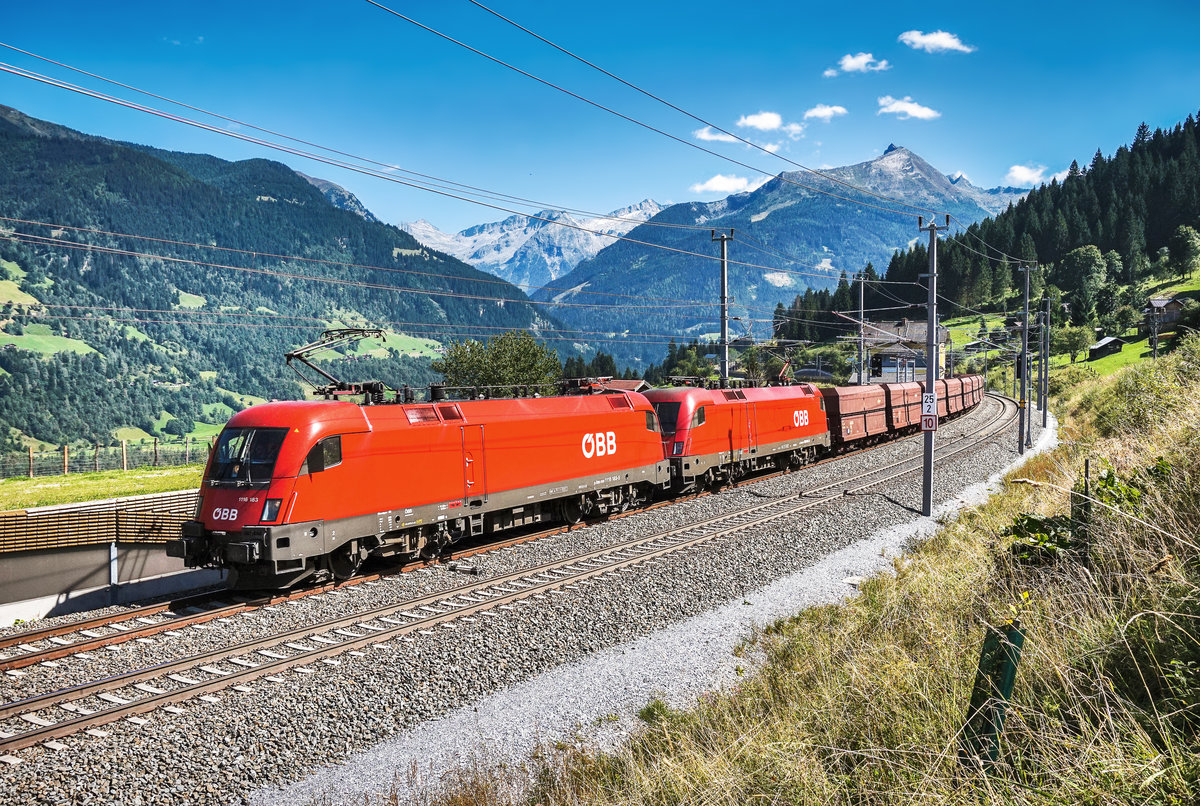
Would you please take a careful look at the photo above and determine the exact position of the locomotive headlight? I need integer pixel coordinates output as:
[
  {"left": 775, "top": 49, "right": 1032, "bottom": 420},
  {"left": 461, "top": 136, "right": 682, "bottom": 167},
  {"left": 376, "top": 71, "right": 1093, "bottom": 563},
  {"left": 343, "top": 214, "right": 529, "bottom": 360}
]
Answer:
[
  {"left": 672, "top": 441, "right": 684, "bottom": 456},
  {"left": 261, "top": 498, "right": 283, "bottom": 523}
]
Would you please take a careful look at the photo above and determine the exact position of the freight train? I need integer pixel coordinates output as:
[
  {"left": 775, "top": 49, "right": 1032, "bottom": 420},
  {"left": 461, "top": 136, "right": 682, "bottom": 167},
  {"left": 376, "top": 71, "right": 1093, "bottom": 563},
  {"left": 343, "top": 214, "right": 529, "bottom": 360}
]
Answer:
[{"left": 168, "top": 375, "right": 984, "bottom": 589}]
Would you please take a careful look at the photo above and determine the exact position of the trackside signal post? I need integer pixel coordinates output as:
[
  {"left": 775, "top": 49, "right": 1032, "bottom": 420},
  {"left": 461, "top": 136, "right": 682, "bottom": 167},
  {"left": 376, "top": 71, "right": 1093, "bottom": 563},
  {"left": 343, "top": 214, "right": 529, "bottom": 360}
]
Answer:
[
  {"left": 1017, "top": 265, "right": 1036, "bottom": 454},
  {"left": 918, "top": 214, "right": 949, "bottom": 517}
]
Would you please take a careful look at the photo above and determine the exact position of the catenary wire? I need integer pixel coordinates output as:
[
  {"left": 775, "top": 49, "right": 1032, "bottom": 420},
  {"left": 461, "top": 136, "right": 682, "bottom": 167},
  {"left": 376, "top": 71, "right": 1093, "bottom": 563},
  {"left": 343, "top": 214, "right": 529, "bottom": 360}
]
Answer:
[
  {"left": 362, "top": 0, "right": 924, "bottom": 220},
  {"left": 19, "top": 303, "right": 698, "bottom": 342},
  {"left": 0, "top": 216, "right": 717, "bottom": 307},
  {"left": 459, "top": 0, "right": 949, "bottom": 220},
  {"left": 0, "top": 233, "right": 717, "bottom": 312}
]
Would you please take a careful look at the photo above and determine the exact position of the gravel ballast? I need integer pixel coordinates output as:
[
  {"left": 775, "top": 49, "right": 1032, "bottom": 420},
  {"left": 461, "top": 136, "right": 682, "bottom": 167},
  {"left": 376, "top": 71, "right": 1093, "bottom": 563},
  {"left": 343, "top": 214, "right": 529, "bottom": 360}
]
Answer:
[{"left": 0, "top": 400, "right": 1053, "bottom": 805}]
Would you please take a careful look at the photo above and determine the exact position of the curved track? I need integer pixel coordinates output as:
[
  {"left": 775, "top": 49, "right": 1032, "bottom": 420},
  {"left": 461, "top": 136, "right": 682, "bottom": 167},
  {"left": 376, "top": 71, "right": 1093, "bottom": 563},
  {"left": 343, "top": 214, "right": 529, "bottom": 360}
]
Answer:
[{"left": 0, "top": 394, "right": 1016, "bottom": 753}]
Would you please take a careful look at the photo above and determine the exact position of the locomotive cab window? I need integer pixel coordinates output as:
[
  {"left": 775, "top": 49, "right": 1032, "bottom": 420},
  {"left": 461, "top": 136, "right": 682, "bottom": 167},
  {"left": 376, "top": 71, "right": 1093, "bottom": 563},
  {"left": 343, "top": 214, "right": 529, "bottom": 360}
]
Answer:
[
  {"left": 645, "top": 411, "right": 660, "bottom": 432},
  {"left": 301, "top": 435, "right": 343, "bottom": 474},
  {"left": 651, "top": 402, "right": 681, "bottom": 436},
  {"left": 690, "top": 406, "right": 706, "bottom": 427},
  {"left": 207, "top": 427, "right": 288, "bottom": 488}
]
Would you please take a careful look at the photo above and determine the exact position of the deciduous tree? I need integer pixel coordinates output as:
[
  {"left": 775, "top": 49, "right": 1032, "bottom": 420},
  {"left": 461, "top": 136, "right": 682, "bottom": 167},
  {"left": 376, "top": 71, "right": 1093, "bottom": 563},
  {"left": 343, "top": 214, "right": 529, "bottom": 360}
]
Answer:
[{"left": 431, "top": 331, "right": 562, "bottom": 392}]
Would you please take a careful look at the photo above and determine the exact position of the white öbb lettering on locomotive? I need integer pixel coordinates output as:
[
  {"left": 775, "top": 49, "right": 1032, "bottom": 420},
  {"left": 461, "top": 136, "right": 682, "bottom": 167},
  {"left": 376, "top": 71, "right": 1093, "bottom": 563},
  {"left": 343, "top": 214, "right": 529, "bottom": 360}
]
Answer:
[
  {"left": 581, "top": 431, "right": 617, "bottom": 458},
  {"left": 792, "top": 410, "right": 810, "bottom": 428},
  {"left": 211, "top": 507, "right": 239, "bottom": 521}
]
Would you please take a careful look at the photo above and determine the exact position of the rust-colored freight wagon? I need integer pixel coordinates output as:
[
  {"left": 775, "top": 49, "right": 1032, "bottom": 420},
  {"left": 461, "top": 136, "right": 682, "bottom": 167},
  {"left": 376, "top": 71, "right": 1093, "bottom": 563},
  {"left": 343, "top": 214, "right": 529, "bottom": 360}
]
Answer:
[
  {"left": 820, "top": 384, "right": 889, "bottom": 445},
  {"left": 881, "top": 381, "right": 923, "bottom": 430},
  {"left": 944, "top": 377, "right": 965, "bottom": 415}
]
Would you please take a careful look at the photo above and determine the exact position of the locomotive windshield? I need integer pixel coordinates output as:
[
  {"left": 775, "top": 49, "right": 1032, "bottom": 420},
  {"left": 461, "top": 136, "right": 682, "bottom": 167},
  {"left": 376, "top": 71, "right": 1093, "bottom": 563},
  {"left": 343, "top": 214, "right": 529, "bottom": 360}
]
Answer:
[
  {"left": 207, "top": 427, "right": 288, "bottom": 487},
  {"left": 651, "top": 402, "right": 682, "bottom": 435}
]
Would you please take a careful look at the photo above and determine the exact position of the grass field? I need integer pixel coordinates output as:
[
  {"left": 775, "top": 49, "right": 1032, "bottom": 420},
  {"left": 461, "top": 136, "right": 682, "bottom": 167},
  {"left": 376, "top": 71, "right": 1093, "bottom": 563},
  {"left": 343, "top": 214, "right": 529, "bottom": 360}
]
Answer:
[
  {"left": 1146, "top": 274, "right": 1200, "bottom": 300},
  {"left": 112, "top": 426, "right": 155, "bottom": 442},
  {"left": 176, "top": 292, "right": 206, "bottom": 309},
  {"left": 0, "top": 277, "right": 37, "bottom": 305},
  {"left": 0, "top": 322, "right": 98, "bottom": 356},
  {"left": 943, "top": 312, "right": 1007, "bottom": 348},
  {"left": 0, "top": 465, "right": 203, "bottom": 510}
]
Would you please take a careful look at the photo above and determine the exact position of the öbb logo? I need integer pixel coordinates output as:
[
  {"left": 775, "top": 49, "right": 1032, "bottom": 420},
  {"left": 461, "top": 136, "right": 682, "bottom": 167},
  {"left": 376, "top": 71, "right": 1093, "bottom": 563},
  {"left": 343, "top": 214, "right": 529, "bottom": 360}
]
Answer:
[
  {"left": 581, "top": 431, "right": 617, "bottom": 458},
  {"left": 211, "top": 507, "right": 239, "bottom": 521},
  {"left": 793, "top": 409, "right": 810, "bottom": 427}
]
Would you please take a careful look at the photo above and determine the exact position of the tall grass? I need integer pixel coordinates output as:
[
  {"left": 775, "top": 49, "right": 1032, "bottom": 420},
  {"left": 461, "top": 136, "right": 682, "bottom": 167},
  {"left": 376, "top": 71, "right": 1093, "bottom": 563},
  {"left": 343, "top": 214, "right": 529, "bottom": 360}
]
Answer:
[{"left": 397, "top": 335, "right": 1200, "bottom": 806}]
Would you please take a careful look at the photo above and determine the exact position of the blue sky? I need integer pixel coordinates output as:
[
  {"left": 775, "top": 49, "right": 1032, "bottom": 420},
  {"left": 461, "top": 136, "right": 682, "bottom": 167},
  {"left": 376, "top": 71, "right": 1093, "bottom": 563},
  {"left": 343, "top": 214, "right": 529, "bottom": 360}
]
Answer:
[{"left": 3, "top": 1, "right": 1199, "bottom": 233}]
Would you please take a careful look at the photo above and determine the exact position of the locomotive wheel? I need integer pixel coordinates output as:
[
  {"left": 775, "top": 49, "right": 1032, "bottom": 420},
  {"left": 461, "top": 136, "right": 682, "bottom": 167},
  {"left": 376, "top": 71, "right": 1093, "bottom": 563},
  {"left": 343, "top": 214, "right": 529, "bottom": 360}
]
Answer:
[
  {"left": 327, "top": 542, "right": 364, "bottom": 581},
  {"left": 562, "top": 496, "right": 584, "bottom": 525}
]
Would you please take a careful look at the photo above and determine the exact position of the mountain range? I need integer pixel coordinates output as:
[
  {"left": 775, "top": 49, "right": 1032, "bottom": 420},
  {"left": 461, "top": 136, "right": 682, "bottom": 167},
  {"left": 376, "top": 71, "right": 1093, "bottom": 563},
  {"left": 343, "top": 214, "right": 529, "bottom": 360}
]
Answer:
[
  {"left": 401, "top": 199, "right": 664, "bottom": 293},
  {"left": 522, "top": 146, "right": 1028, "bottom": 367}
]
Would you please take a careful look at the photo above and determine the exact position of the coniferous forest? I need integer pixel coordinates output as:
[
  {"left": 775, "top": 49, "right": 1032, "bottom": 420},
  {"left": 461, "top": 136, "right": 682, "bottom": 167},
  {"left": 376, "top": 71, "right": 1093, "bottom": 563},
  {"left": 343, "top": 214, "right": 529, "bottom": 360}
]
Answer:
[
  {"left": 880, "top": 116, "right": 1200, "bottom": 322},
  {"left": 769, "top": 114, "right": 1200, "bottom": 343}
]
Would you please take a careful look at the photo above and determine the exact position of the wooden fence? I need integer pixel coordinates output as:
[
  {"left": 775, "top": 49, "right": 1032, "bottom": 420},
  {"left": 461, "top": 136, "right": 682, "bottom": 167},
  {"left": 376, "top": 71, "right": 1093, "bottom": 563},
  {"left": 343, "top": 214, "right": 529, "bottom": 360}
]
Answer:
[
  {"left": 0, "top": 489, "right": 200, "bottom": 554},
  {"left": 0, "top": 439, "right": 212, "bottom": 480}
]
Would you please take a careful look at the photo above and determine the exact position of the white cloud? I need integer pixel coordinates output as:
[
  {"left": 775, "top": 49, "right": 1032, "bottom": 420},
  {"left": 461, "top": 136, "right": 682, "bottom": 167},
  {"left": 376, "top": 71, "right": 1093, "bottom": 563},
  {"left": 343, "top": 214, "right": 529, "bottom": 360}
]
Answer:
[
  {"left": 1004, "top": 164, "right": 1067, "bottom": 186},
  {"left": 737, "top": 111, "right": 783, "bottom": 131},
  {"left": 761, "top": 142, "right": 781, "bottom": 154},
  {"left": 689, "top": 174, "right": 770, "bottom": 195},
  {"left": 877, "top": 95, "right": 940, "bottom": 120},
  {"left": 823, "top": 68, "right": 838, "bottom": 78},
  {"left": 898, "top": 30, "right": 976, "bottom": 54},
  {"left": 1005, "top": 165, "right": 1044, "bottom": 185},
  {"left": 804, "top": 104, "right": 848, "bottom": 122},
  {"left": 782, "top": 122, "right": 806, "bottom": 139},
  {"left": 694, "top": 126, "right": 738, "bottom": 143},
  {"left": 1051, "top": 169, "right": 1070, "bottom": 183},
  {"left": 832, "top": 52, "right": 890, "bottom": 74}
]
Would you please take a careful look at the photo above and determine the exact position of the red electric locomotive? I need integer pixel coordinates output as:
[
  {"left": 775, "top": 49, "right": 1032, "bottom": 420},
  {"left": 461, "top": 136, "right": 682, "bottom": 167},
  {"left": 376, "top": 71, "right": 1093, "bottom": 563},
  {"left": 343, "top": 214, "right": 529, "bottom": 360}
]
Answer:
[
  {"left": 169, "top": 392, "right": 670, "bottom": 588},
  {"left": 170, "top": 328, "right": 988, "bottom": 591},
  {"left": 642, "top": 383, "right": 829, "bottom": 489}
]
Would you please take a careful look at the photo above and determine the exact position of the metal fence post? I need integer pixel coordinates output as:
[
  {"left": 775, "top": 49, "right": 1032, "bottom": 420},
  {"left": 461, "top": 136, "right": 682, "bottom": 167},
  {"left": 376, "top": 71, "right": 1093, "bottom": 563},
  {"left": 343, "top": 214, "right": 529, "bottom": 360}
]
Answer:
[{"left": 959, "top": 619, "right": 1026, "bottom": 768}]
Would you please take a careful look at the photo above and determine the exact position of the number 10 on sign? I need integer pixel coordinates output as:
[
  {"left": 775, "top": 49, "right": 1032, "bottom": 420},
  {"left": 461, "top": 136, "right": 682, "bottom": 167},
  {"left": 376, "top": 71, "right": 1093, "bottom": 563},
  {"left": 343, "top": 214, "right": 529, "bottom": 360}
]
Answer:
[{"left": 921, "top": 392, "right": 938, "bottom": 432}]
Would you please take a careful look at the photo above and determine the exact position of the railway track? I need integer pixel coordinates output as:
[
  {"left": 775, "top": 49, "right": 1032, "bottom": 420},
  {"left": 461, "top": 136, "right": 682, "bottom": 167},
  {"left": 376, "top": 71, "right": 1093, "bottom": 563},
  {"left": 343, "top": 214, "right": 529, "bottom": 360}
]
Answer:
[
  {"left": 0, "top": 394, "right": 1016, "bottom": 755},
  {"left": 0, "top": 399, "right": 963, "bottom": 669}
]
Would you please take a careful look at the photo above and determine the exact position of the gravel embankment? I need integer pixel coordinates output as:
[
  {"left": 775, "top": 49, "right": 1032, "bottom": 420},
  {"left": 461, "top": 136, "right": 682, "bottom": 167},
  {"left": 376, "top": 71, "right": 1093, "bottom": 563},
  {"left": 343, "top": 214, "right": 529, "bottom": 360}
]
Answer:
[{"left": 0, "top": 399, "right": 1053, "bottom": 805}]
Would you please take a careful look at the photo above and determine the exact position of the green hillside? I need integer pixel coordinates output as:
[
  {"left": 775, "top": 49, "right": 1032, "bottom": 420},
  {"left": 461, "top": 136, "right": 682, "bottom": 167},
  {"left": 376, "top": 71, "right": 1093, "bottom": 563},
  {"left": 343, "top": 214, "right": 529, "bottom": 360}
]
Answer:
[{"left": 0, "top": 105, "right": 558, "bottom": 446}]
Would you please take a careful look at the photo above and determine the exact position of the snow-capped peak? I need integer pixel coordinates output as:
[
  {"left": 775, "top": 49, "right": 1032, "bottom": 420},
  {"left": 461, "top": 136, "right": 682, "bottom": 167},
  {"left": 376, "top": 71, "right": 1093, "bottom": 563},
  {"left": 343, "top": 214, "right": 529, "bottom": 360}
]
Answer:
[{"left": 399, "top": 200, "right": 665, "bottom": 292}]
